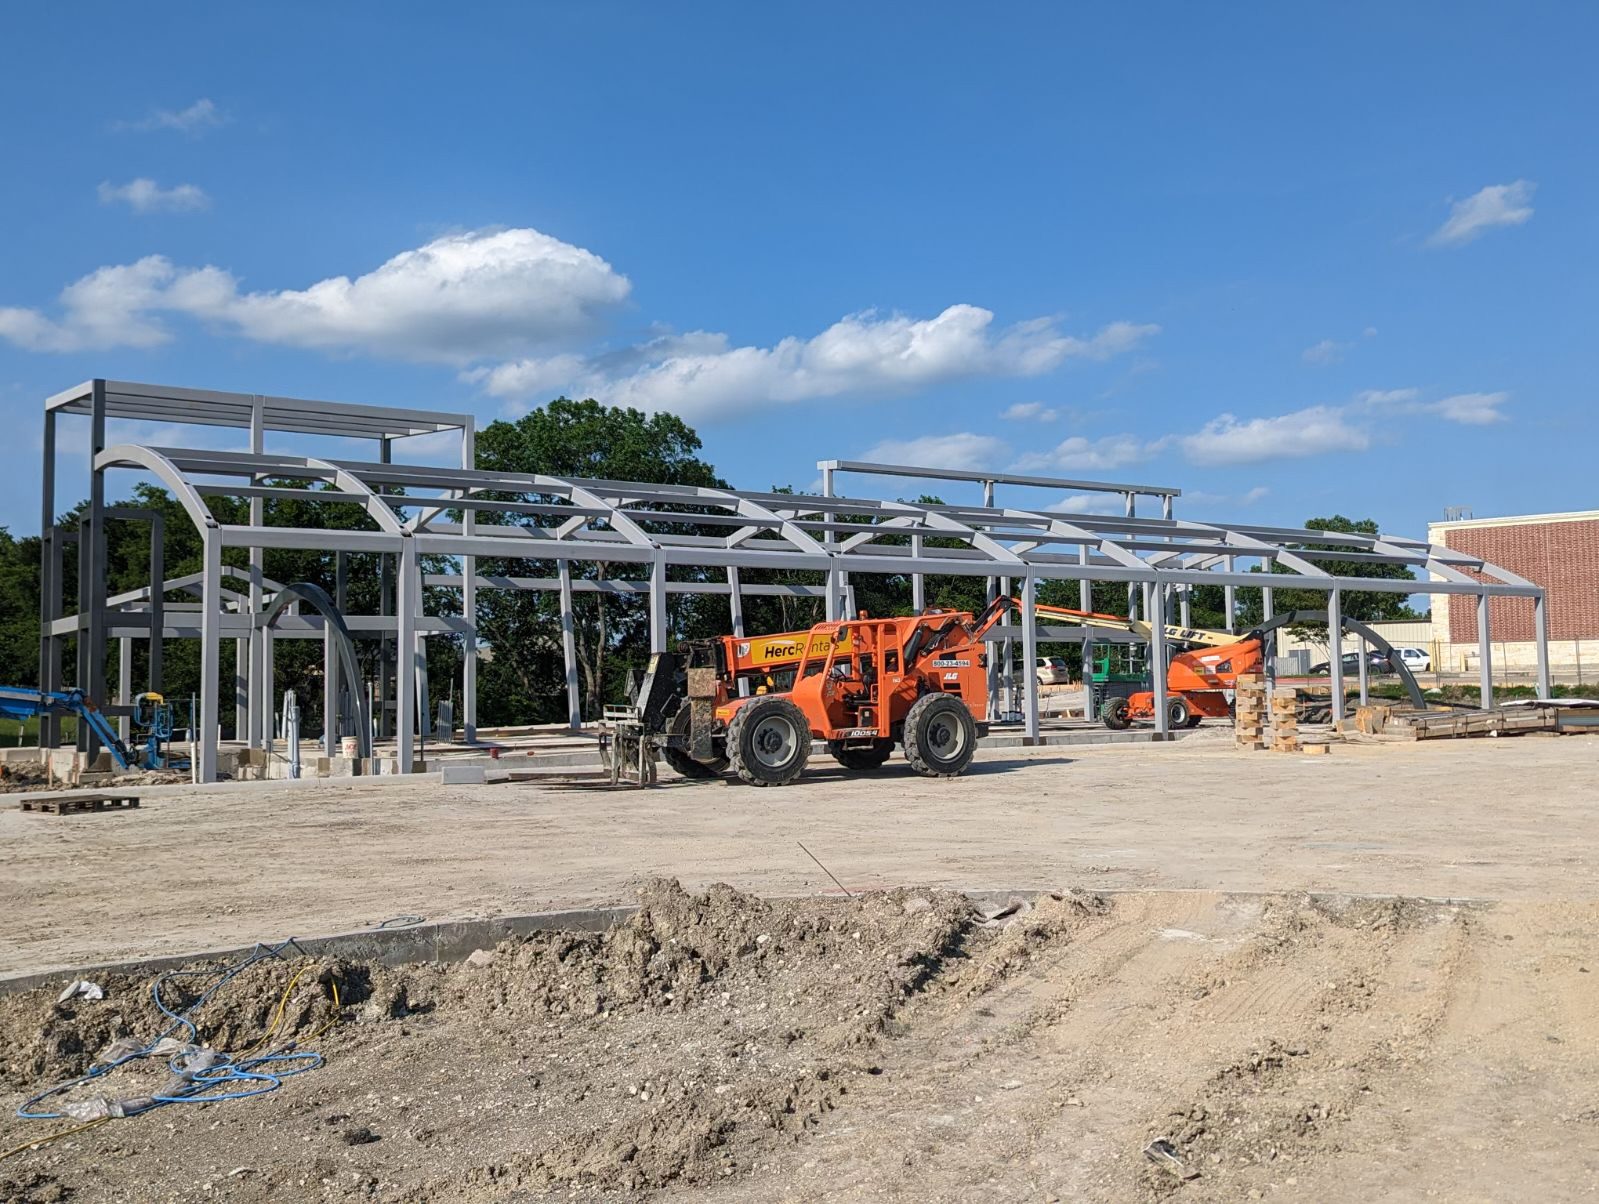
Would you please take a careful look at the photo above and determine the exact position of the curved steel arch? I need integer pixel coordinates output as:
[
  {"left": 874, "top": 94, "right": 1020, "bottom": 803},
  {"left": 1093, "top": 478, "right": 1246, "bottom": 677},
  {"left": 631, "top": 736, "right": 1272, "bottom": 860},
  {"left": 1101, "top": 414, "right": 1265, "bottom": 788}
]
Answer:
[
  {"left": 94, "top": 444, "right": 217, "bottom": 534},
  {"left": 1253, "top": 609, "right": 1427, "bottom": 711},
  {"left": 259, "top": 582, "right": 373, "bottom": 757}
]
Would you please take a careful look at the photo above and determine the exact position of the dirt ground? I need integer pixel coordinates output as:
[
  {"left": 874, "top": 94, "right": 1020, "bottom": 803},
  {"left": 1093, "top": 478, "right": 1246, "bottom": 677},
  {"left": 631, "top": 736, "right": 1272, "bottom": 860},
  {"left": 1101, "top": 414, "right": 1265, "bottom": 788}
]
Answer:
[
  {"left": 2, "top": 733, "right": 1598, "bottom": 1201},
  {"left": 2, "top": 880, "right": 1596, "bottom": 1203},
  {"left": 2, "top": 730, "right": 1598, "bottom": 979}
]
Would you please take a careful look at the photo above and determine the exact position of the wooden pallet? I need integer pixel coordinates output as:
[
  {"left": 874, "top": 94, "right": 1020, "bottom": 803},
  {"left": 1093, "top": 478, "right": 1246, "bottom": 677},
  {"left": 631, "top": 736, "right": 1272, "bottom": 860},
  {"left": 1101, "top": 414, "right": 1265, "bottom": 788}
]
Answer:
[{"left": 18, "top": 794, "right": 141, "bottom": 816}]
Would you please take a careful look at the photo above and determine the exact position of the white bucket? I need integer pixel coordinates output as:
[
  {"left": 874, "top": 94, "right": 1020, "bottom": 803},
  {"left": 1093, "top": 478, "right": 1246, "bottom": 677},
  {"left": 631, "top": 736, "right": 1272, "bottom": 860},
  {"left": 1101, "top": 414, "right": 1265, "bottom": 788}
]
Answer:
[{"left": 340, "top": 736, "right": 359, "bottom": 759}]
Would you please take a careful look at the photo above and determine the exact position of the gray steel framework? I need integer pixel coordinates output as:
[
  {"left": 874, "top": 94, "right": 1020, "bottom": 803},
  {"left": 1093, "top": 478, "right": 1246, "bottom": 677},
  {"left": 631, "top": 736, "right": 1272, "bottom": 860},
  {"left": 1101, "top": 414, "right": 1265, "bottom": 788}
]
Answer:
[{"left": 39, "top": 380, "right": 1551, "bottom": 782}]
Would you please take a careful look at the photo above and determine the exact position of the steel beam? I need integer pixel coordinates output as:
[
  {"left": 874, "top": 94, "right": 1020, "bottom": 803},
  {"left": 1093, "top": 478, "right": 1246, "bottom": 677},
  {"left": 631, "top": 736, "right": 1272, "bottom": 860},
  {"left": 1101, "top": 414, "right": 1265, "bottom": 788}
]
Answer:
[
  {"left": 1151, "top": 579, "right": 1169, "bottom": 738},
  {"left": 649, "top": 557, "right": 668, "bottom": 654},
  {"left": 198, "top": 530, "right": 222, "bottom": 782},
  {"left": 559, "top": 561, "right": 580, "bottom": 729},
  {"left": 1327, "top": 586, "right": 1344, "bottom": 723},
  {"left": 1477, "top": 595, "right": 1494, "bottom": 708},
  {"left": 1020, "top": 576, "right": 1039, "bottom": 743},
  {"left": 396, "top": 536, "right": 419, "bottom": 771},
  {"left": 1534, "top": 594, "right": 1552, "bottom": 699}
]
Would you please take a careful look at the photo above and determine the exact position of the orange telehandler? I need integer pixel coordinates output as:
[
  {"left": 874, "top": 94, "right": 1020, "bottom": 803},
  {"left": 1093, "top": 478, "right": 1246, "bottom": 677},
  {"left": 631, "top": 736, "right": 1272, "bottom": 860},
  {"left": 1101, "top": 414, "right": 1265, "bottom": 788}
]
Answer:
[{"left": 600, "top": 598, "right": 1011, "bottom": 786}]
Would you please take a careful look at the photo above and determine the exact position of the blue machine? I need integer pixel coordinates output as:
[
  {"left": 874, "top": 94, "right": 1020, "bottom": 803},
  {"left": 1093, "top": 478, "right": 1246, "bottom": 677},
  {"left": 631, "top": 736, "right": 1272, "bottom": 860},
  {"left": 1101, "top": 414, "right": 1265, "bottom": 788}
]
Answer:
[{"left": 0, "top": 686, "right": 190, "bottom": 771}]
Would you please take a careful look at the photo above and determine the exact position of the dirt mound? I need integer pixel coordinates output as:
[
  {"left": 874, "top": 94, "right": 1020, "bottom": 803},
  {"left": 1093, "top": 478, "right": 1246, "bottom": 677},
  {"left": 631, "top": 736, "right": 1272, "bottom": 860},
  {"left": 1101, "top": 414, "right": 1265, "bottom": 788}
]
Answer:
[{"left": 381, "top": 879, "right": 977, "bottom": 1194}]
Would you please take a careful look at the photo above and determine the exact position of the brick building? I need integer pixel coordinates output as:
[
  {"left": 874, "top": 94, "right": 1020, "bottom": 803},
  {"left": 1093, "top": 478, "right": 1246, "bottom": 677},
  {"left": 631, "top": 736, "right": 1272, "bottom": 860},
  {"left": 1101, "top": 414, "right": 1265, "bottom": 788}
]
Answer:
[{"left": 1429, "top": 509, "right": 1599, "bottom": 677}]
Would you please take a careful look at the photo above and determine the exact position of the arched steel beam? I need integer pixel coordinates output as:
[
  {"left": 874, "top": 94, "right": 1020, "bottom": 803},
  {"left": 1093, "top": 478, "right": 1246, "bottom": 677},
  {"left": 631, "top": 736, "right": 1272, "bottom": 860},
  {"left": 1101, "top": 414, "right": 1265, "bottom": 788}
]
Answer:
[
  {"left": 95, "top": 444, "right": 218, "bottom": 534},
  {"left": 259, "top": 582, "right": 372, "bottom": 758},
  {"left": 301, "top": 456, "right": 406, "bottom": 535}
]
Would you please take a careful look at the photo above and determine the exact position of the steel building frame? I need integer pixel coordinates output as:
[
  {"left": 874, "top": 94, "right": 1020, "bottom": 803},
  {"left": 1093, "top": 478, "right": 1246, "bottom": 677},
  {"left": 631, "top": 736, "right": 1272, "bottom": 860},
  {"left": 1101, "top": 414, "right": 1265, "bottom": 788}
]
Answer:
[{"left": 40, "top": 380, "right": 1552, "bottom": 782}]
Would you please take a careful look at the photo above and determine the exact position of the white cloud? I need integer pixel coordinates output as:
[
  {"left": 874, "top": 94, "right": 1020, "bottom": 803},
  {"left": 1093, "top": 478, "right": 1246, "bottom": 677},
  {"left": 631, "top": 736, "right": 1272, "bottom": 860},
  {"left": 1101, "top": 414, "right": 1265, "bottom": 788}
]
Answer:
[
  {"left": 1429, "top": 180, "right": 1535, "bottom": 247},
  {"left": 0, "top": 228, "right": 631, "bottom": 360},
  {"left": 1356, "top": 387, "right": 1421, "bottom": 407},
  {"left": 1047, "top": 493, "right": 1125, "bottom": 516},
  {"left": 1002, "top": 401, "right": 1058, "bottom": 422},
  {"left": 118, "top": 98, "right": 228, "bottom": 135},
  {"left": 1357, "top": 386, "right": 1509, "bottom": 424},
  {"left": 1013, "top": 433, "right": 1158, "bottom": 473},
  {"left": 859, "top": 432, "right": 1008, "bottom": 472},
  {"left": 478, "top": 309, "right": 1158, "bottom": 420},
  {"left": 1301, "top": 338, "right": 1348, "bottom": 365},
  {"left": 1180, "top": 485, "right": 1269, "bottom": 509},
  {"left": 1430, "top": 391, "right": 1509, "bottom": 425},
  {"left": 98, "top": 178, "right": 210, "bottom": 214},
  {"left": 1178, "top": 406, "right": 1371, "bottom": 466}
]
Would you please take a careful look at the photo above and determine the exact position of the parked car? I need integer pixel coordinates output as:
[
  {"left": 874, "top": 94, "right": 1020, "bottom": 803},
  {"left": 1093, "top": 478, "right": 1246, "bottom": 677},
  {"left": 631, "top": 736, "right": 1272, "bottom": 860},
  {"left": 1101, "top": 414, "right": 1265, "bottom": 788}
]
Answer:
[
  {"left": 1036, "top": 655, "right": 1071, "bottom": 685},
  {"left": 1310, "top": 650, "right": 1391, "bottom": 674},
  {"left": 1394, "top": 646, "right": 1431, "bottom": 673}
]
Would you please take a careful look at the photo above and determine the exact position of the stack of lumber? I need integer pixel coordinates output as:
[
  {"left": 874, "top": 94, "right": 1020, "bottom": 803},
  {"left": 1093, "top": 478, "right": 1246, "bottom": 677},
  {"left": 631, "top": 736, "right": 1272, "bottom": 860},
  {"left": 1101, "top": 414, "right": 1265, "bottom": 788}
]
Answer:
[
  {"left": 1234, "top": 674, "right": 1265, "bottom": 750},
  {"left": 1271, "top": 686, "right": 1301, "bottom": 753},
  {"left": 1380, "top": 704, "right": 1595, "bottom": 740}
]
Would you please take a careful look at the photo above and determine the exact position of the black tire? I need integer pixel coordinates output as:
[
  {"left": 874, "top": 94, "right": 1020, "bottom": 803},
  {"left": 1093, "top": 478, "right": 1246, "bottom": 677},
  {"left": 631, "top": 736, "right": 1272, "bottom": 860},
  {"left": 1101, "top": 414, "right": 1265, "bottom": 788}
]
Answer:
[
  {"left": 662, "top": 707, "right": 727, "bottom": 779},
  {"left": 1167, "top": 696, "right": 1193, "bottom": 729},
  {"left": 662, "top": 744, "right": 724, "bottom": 779},
  {"left": 830, "top": 739, "right": 893, "bottom": 771},
  {"left": 903, "top": 693, "right": 978, "bottom": 778},
  {"left": 1183, "top": 706, "right": 1204, "bottom": 729},
  {"left": 726, "top": 696, "right": 810, "bottom": 787},
  {"left": 1100, "top": 697, "right": 1132, "bottom": 730}
]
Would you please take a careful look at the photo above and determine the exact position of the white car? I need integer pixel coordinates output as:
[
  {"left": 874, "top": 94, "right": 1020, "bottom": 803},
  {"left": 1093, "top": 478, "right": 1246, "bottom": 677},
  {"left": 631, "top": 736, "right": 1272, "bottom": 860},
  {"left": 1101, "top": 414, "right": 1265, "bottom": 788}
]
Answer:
[
  {"left": 1036, "top": 656, "right": 1071, "bottom": 685},
  {"left": 1394, "top": 646, "right": 1431, "bottom": 673}
]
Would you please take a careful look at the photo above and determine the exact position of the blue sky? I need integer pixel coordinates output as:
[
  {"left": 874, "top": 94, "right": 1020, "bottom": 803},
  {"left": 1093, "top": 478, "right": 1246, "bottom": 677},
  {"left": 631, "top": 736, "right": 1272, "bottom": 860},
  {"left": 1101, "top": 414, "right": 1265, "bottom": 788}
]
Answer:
[{"left": 1, "top": 1, "right": 1593, "bottom": 540}]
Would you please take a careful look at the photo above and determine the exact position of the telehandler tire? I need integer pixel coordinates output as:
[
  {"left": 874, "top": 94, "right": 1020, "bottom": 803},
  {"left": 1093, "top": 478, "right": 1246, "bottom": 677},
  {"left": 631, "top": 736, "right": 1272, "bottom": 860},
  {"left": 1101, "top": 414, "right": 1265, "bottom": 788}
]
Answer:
[
  {"left": 727, "top": 696, "right": 811, "bottom": 787},
  {"left": 829, "top": 739, "right": 893, "bottom": 771},
  {"left": 1100, "top": 697, "right": 1132, "bottom": 730},
  {"left": 662, "top": 745, "right": 725, "bottom": 779},
  {"left": 663, "top": 708, "right": 728, "bottom": 779},
  {"left": 903, "top": 693, "right": 978, "bottom": 778}
]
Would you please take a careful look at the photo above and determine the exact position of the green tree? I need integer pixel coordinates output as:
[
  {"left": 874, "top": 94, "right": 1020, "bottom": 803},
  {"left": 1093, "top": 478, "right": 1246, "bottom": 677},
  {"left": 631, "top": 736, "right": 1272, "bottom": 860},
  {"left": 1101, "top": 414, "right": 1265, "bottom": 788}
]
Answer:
[{"left": 473, "top": 398, "right": 726, "bottom": 723}]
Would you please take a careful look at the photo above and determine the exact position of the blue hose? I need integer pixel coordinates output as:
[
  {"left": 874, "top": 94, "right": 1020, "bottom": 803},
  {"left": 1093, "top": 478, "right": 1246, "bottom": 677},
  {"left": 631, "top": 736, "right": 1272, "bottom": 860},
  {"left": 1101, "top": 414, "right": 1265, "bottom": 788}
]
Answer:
[{"left": 18, "top": 939, "right": 333, "bottom": 1121}]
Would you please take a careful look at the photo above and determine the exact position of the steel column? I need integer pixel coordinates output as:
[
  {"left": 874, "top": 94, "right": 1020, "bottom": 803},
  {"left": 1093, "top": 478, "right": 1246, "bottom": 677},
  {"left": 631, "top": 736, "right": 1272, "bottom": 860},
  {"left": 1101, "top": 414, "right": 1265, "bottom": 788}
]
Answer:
[
  {"left": 1124, "top": 491, "right": 1137, "bottom": 617},
  {"left": 1534, "top": 594, "right": 1552, "bottom": 699},
  {"left": 911, "top": 535, "right": 925, "bottom": 612},
  {"left": 36, "top": 406, "right": 57, "bottom": 747},
  {"left": 1356, "top": 632, "right": 1369, "bottom": 705},
  {"left": 396, "top": 536, "right": 418, "bottom": 771},
  {"left": 649, "top": 557, "right": 668, "bottom": 653},
  {"left": 460, "top": 420, "right": 478, "bottom": 743},
  {"left": 1477, "top": 594, "right": 1494, "bottom": 708},
  {"left": 1020, "top": 575, "right": 1039, "bottom": 742},
  {"left": 117, "top": 636, "right": 133, "bottom": 743},
  {"left": 247, "top": 395, "right": 265, "bottom": 749},
  {"left": 1151, "top": 579, "right": 1169, "bottom": 737},
  {"left": 84, "top": 381, "right": 108, "bottom": 760},
  {"left": 198, "top": 529, "right": 222, "bottom": 782},
  {"left": 1327, "top": 586, "right": 1344, "bottom": 722},
  {"left": 235, "top": 637, "right": 249, "bottom": 739},
  {"left": 727, "top": 566, "right": 749, "bottom": 698},
  {"left": 1224, "top": 556, "right": 1236, "bottom": 633},
  {"left": 558, "top": 560, "right": 580, "bottom": 728}
]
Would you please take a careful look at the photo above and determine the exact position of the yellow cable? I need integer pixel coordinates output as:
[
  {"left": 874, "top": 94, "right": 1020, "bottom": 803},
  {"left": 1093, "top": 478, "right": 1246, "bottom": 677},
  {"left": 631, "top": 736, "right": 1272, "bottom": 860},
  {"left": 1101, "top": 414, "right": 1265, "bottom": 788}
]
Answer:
[{"left": 0, "top": 1117, "right": 108, "bottom": 1163}]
